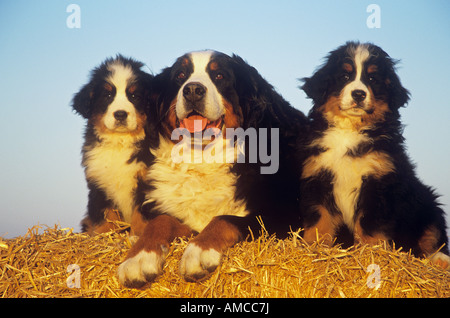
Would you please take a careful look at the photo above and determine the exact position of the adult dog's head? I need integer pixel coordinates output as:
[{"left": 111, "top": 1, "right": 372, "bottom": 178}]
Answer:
[
  {"left": 302, "top": 42, "right": 410, "bottom": 129},
  {"left": 151, "top": 50, "right": 300, "bottom": 143}
]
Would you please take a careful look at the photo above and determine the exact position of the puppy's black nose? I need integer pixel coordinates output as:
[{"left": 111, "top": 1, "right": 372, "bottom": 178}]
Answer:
[
  {"left": 352, "top": 90, "right": 367, "bottom": 102},
  {"left": 183, "top": 82, "right": 206, "bottom": 103},
  {"left": 114, "top": 110, "right": 128, "bottom": 121}
]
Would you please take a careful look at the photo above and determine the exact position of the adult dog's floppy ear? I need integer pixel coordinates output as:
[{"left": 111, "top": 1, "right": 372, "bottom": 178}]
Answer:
[{"left": 231, "top": 54, "right": 304, "bottom": 130}]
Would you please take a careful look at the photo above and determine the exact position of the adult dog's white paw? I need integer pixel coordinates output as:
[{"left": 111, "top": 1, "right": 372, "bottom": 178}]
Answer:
[
  {"left": 179, "top": 243, "right": 222, "bottom": 282},
  {"left": 117, "top": 249, "right": 165, "bottom": 288}
]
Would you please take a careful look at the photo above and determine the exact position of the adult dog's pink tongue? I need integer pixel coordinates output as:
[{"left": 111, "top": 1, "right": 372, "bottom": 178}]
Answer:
[{"left": 180, "top": 115, "right": 208, "bottom": 133}]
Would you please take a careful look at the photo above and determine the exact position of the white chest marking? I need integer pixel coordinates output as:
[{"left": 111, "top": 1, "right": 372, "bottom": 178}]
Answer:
[
  {"left": 84, "top": 133, "right": 146, "bottom": 222},
  {"left": 144, "top": 136, "right": 249, "bottom": 232},
  {"left": 302, "top": 127, "right": 393, "bottom": 229}
]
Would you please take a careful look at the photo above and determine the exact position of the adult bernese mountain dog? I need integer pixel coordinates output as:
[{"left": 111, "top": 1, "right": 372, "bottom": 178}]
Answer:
[
  {"left": 299, "top": 41, "right": 449, "bottom": 268},
  {"left": 117, "top": 50, "right": 308, "bottom": 287},
  {"left": 71, "top": 55, "right": 153, "bottom": 235}
]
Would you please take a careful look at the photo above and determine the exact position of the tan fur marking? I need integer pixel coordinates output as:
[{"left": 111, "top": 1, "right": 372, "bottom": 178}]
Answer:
[
  {"left": 360, "top": 93, "right": 390, "bottom": 128},
  {"left": 126, "top": 214, "right": 193, "bottom": 259},
  {"left": 128, "top": 84, "right": 137, "bottom": 94},
  {"left": 90, "top": 111, "right": 147, "bottom": 138},
  {"left": 104, "top": 82, "right": 113, "bottom": 92},
  {"left": 209, "top": 61, "right": 219, "bottom": 71},
  {"left": 190, "top": 217, "right": 243, "bottom": 252},
  {"left": 161, "top": 99, "right": 178, "bottom": 140},
  {"left": 303, "top": 206, "right": 341, "bottom": 246},
  {"left": 320, "top": 95, "right": 391, "bottom": 131},
  {"left": 367, "top": 64, "right": 378, "bottom": 74},
  {"left": 181, "top": 57, "right": 189, "bottom": 67},
  {"left": 417, "top": 226, "right": 441, "bottom": 256},
  {"left": 343, "top": 63, "right": 353, "bottom": 73},
  {"left": 130, "top": 206, "right": 147, "bottom": 237},
  {"left": 223, "top": 98, "right": 242, "bottom": 132},
  {"left": 354, "top": 214, "right": 389, "bottom": 245},
  {"left": 82, "top": 209, "right": 123, "bottom": 236}
]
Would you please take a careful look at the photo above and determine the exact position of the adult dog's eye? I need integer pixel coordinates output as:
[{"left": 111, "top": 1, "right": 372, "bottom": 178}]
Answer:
[
  {"left": 215, "top": 73, "right": 224, "bottom": 80},
  {"left": 130, "top": 93, "right": 141, "bottom": 100},
  {"left": 177, "top": 72, "right": 186, "bottom": 80}
]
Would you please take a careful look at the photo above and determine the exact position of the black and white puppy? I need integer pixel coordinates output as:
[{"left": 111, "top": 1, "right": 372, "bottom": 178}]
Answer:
[
  {"left": 72, "top": 55, "right": 153, "bottom": 235},
  {"left": 300, "top": 42, "right": 449, "bottom": 269}
]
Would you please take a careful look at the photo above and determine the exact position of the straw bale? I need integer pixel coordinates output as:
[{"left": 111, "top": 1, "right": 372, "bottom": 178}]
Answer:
[{"left": 0, "top": 224, "right": 448, "bottom": 298}]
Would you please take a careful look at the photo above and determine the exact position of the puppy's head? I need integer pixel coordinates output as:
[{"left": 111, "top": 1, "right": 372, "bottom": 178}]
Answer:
[
  {"left": 72, "top": 55, "right": 152, "bottom": 135},
  {"left": 302, "top": 42, "right": 410, "bottom": 128}
]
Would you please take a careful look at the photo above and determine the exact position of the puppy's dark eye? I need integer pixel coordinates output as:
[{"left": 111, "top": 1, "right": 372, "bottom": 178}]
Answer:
[
  {"left": 369, "top": 76, "right": 376, "bottom": 83},
  {"left": 215, "top": 73, "right": 224, "bottom": 80},
  {"left": 103, "top": 83, "right": 114, "bottom": 98},
  {"left": 343, "top": 74, "right": 350, "bottom": 81}
]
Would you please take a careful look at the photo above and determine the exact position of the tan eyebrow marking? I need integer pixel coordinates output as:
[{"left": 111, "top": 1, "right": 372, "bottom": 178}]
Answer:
[
  {"left": 343, "top": 63, "right": 353, "bottom": 73},
  {"left": 209, "top": 61, "right": 219, "bottom": 71},
  {"left": 367, "top": 64, "right": 378, "bottom": 74},
  {"left": 104, "top": 82, "right": 113, "bottom": 91}
]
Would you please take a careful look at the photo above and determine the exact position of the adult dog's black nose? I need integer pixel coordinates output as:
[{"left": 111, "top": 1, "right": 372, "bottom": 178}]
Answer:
[
  {"left": 183, "top": 82, "right": 206, "bottom": 103},
  {"left": 114, "top": 110, "right": 128, "bottom": 121},
  {"left": 351, "top": 90, "right": 367, "bottom": 102}
]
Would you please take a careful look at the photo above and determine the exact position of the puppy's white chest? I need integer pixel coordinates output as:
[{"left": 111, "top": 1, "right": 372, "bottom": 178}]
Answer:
[
  {"left": 84, "top": 135, "right": 146, "bottom": 222},
  {"left": 303, "top": 128, "right": 392, "bottom": 229}
]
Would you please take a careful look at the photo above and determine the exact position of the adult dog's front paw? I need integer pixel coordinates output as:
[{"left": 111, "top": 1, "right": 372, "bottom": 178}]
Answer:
[
  {"left": 117, "top": 248, "right": 166, "bottom": 288},
  {"left": 179, "top": 243, "right": 222, "bottom": 282}
]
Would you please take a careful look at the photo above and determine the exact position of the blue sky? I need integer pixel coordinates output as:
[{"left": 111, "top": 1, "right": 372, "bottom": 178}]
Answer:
[{"left": 0, "top": 0, "right": 449, "bottom": 238}]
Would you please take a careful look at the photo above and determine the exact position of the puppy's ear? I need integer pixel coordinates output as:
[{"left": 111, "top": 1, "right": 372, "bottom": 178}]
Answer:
[
  {"left": 300, "top": 45, "right": 348, "bottom": 108},
  {"left": 300, "top": 60, "right": 336, "bottom": 108},
  {"left": 71, "top": 82, "right": 94, "bottom": 118},
  {"left": 387, "top": 64, "right": 410, "bottom": 109}
]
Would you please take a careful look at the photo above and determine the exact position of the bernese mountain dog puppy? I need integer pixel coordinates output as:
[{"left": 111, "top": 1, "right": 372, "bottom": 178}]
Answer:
[
  {"left": 299, "top": 41, "right": 449, "bottom": 268},
  {"left": 71, "top": 55, "right": 153, "bottom": 235},
  {"left": 117, "top": 50, "right": 308, "bottom": 287}
]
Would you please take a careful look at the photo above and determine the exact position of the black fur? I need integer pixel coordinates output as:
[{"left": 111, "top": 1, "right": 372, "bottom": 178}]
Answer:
[{"left": 299, "top": 42, "right": 449, "bottom": 257}]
